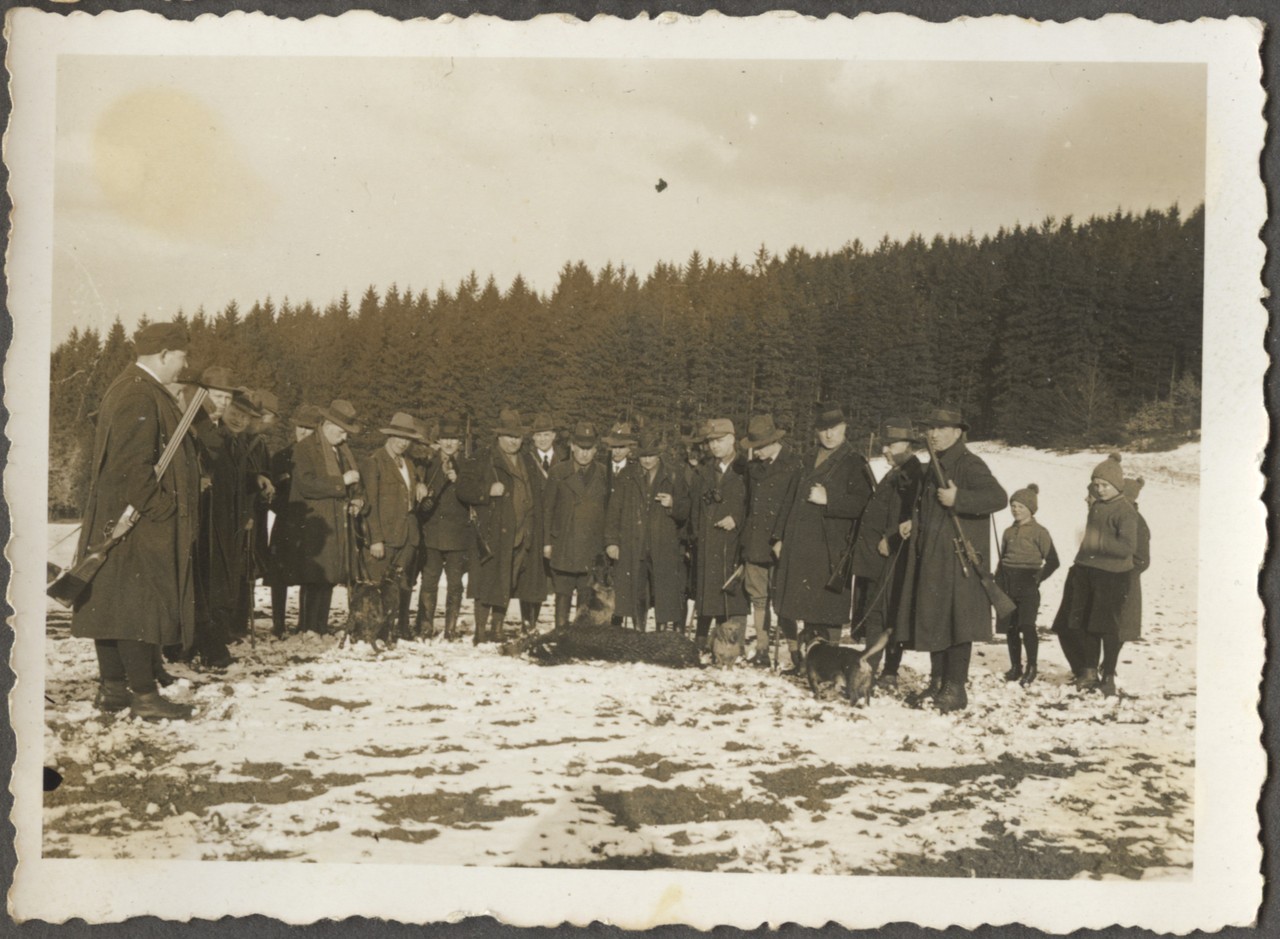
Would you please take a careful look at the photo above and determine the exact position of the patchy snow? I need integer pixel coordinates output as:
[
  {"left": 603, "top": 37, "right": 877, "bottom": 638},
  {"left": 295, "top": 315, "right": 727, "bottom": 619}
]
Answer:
[{"left": 42, "top": 443, "right": 1197, "bottom": 878}]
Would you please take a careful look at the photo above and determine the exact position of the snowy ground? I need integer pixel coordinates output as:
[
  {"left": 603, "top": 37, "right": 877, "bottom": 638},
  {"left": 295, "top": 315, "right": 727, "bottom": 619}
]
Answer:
[{"left": 41, "top": 443, "right": 1197, "bottom": 878}]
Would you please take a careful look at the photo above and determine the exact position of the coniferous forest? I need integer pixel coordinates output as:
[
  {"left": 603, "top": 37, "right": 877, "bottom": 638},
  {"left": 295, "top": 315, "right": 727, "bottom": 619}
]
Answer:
[{"left": 48, "top": 204, "right": 1203, "bottom": 517}]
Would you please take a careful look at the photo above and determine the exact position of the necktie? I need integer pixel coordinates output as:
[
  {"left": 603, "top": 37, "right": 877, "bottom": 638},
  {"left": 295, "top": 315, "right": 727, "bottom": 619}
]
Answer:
[{"left": 543, "top": 454, "right": 551, "bottom": 472}]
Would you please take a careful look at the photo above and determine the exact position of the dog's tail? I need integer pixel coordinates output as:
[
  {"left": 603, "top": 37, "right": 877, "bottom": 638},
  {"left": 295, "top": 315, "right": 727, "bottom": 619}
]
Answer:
[{"left": 857, "top": 628, "right": 893, "bottom": 668}]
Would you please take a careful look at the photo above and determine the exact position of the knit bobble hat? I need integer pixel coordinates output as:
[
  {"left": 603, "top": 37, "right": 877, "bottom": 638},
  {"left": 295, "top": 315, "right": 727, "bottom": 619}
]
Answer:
[
  {"left": 1122, "top": 476, "right": 1146, "bottom": 504},
  {"left": 1010, "top": 483, "right": 1039, "bottom": 515},
  {"left": 1092, "top": 452, "right": 1125, "bottom": 491}
]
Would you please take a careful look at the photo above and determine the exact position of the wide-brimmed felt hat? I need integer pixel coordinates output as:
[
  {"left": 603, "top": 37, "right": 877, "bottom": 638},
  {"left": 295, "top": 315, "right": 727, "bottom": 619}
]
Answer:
[
  {"left": 570, "top": 421, "right": 599, "bottom": 449},
  {"left": 292, "top": 404, "right": 324, "bottom": 429},
  {"left": 135, "top": 322, "right": 189, "bottom": 355},
  {"left": 251, "top": 389, "right": 280, "bottom": 417},
  {"left": 528, "top": 413, "right": 557, "bottom": 434},
  {"left": 702, "top": 417, "right": 735, "bottom": 441},
  {"left": 679, "top": 421, "right": 702, "bottom": 447},
  {"left": 636, "top": 429, "right": 664, "bottom": 457},
  {"left": 602, "top": 422, "right": 639, "bottom": 447},
  {"left": 813, "top": 403, "right": 847, "bottom": 430},
  {"left": 879, "top": 417, "right": 919, "bottom": 446},
  {"left": 200, "top": 366, "right": 239, "bottom": 393},
  {"left": 231, "top": 386, "right": 263, "bottom": 418},
  {"left": 437, "top": 411, "right": 465, "bottom": 440},
  {"left": 380, "top": 411, "right": 426, "bottom": 442},
  {"left": 916, "top": 406, "right": 969, "bottom": 432},
  {"left": 321, "top": 399, "right": 362, "bottom": 434},
  {"left": 494, "top": 407, "right": 527, "bottom": 438},
  {"left": 746, "top": 413, "right": 786, "bottom": 449}
]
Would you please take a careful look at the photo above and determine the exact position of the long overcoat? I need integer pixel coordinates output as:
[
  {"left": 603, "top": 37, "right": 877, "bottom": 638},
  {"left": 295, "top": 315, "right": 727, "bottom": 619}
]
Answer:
[
  {"left": 776, "top": 441, "right": 875, "bottom": 625},
  {"left": 543, "top": 460, "right": 608, "bottom": 575},
  {"left": 417, "top": 452, "right": 469, "bottom": 552},
  {"left": 895, "top": 440, "right": 1007, "bottom": 652},
  {"left": 604, "top": 460, "right": 691, "bottom": 624},
  {"left": 518, "top": 444, "right": 561, "bottom": 601},
  {"left": 456, "top": 447, "right": 543, "bottom": 607},
  {"left": 742, "top": 445, "right": 801, "bottom": 565},
  {"left": 266, "top": 439, "right": 299, "bottom": 585},
  {"left": 271, "top": 432, "right": 362, "bottom": 585},
  {"left": 852, "top": 456, "right": 924, "bottom": 640},
  {"left": 690, "top": 459, "right": 750, "bottom": 619},
  {"left": 1116, "top": 510, "right": 1150, "bottom": 641},
  {"left": 71, "top": 364, "right": 200, "bottom": 648},
  {"left": 192, "top": 415, "right": 252, "bottom": 608}
]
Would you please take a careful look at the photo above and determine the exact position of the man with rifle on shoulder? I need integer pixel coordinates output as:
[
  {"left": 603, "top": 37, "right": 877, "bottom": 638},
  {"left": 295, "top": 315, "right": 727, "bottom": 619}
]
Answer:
[
  {"left": 67, "top": 322, "right": 201, "bottom": 721},
  {"left": 897, "top": 406, "right": 1010, "bottom": 714}
]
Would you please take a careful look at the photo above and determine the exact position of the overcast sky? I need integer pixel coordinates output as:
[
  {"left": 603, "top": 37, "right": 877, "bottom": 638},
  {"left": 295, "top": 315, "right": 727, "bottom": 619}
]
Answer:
[{"left": 52, "top": 56, "right": 1205, "bottom": 340}]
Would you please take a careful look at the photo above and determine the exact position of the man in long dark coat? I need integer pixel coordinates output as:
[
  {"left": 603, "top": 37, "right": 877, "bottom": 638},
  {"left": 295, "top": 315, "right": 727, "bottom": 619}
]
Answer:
[
  {"left": 741, "top": 414, "right": 800, "bottom": 668},
  {"left": 851, "top": 417, "right": 924, "bottom": 687},
  {"left": 775, "top": 403, "right": 876, "bottom": 646},
  {"left": 896, "top": 406, "right": 1007, "bottom": 713},
  {"left": 70, "top": 322, "right": 199, "bottom": 720},
  {"left": 690, "top": 418, "right": 750, "bottom": 663},
  {"left": 267, "top": 404, "right": 321, "bottom": 637},
  {"left": 517, "top": 412, "right": 561, "bottom": 632},
  {"left": 187, "top": 366, "right": 253, "bottom": 668},
  {"left": 605, "top": 429, "right": 691, "bottom": 630},
  {"left": 415, "top": 412, "right": 469, "bottom": 640},
  {"left": 456, "top": 408, "right": 542, "bottom": 643},
  {"left": 360, "top": 412, "right": 428, "bottom": 644},
  {"left": 543, "top": 422, "right": 608, "bottom": 628},
  {"left": 271, "top": 399, "right": 365, "bottom": 634}
]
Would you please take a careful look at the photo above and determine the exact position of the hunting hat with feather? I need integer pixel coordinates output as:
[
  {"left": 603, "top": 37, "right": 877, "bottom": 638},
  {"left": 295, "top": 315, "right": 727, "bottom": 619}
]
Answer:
[
  {"left": 701, "top": 417, "right": 735, "bottom": 441},
  {"left": 602, "top": 421, "right": 639, "bottom": 447},
  {"left": 570, "top": 421, "right": 600, "bottom": 449}
]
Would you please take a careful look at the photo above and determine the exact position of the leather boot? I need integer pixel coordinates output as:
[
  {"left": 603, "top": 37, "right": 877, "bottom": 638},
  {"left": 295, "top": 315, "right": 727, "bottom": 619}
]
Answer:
[
  {"left": 554, "top": 594, "right": 573, "bottom": 629},
  {"left": 1019, "top": 664, "right": 1039, "bottom": 687},
  {"left": 1099, "top": 670, "right": 1117, "bottom": 697},
  {"left": 1076, "top": 667, "right": 1101, "bottom": 692},
  {"left": 906, "top": 676, "right": 944, "bottom": 709},
  {"left": 443, "top": 595, "right": 461, "bottom": 641},
  {"left": 1003, "top": 664, "right": 1023, "bottom": 682},
  {"left": 472, "top": 608, "right": 488, "bottom": 646},
  {"left": 933, "top": 682, "right": 969, "bottom": 714},
  {"left": 418, "top": 591, "right": 437, "bottom": 640},
  {"left": 129, "top": 690, "right": 194, "bottom": 721},
  {"left": 95, "top": 680, "right": 130, "bottom": 713}
]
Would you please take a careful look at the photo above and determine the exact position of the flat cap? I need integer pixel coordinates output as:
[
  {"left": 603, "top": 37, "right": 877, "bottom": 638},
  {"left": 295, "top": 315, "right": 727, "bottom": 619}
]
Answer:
[{"left": 134, "top": 322, "right": 189, "bottom": 356}]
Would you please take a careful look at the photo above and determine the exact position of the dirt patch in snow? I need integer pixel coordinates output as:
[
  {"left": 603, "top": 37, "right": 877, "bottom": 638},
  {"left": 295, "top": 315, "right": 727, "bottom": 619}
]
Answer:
[
  {"left": 753, "top": 764, "right": 856, "bottom": 812},
  {"left": 285, "top": 696, "right": 370, "bottom": 711},
  {"left": 545, "top": 849, "right": 738, "bottom": 871},
  {"left": 591, "top": 784, "right": 790, "bottom": 830},
  {"left": 371, "top": 788, "right": 537, "bottom": 828}
]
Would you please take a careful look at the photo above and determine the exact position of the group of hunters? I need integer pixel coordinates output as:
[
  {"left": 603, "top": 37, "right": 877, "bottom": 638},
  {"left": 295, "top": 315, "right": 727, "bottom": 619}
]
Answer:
[{"left": 64, "top": 322, "right": 1152, "bottom": 722}]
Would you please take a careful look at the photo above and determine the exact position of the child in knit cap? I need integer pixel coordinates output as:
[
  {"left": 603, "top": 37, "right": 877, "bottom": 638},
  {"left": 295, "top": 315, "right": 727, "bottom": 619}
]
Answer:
[
  {"left": 995, "top": 483, "right": 1060, "bottom": 686},
  {"left": 1051, "top": 453, "right": 1139, "bottom": 696}
]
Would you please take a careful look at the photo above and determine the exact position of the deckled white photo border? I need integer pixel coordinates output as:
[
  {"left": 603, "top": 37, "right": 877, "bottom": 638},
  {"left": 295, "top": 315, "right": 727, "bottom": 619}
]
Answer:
[{"left": 4, "top": 10, "right": 1266, "bottom": 930}]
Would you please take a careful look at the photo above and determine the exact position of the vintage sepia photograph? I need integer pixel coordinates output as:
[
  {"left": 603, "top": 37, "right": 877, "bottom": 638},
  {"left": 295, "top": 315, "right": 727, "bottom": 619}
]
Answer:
[{"left": 5, "top": 9, "right": 1266, "bottom": 931}]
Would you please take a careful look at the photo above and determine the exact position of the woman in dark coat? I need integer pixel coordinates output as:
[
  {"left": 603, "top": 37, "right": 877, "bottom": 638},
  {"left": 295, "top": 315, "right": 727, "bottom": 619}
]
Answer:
[
  {"left": 775, "top": 404, "right": 876, "bottom": 644},
  {"left": 896, "top": 407, "right": 1007, "bottom": 713},
  {"left": 270, "top": 399, "right": 365, "bottom": 634},
  {"left": 605, "top": 432, "right": 691, "bottom": 629}
]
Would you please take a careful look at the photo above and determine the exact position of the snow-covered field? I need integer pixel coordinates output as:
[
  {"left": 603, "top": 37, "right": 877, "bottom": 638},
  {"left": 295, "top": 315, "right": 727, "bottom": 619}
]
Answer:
[{"left": 41, "top": 443, "right": 1197, "bottom": 878}]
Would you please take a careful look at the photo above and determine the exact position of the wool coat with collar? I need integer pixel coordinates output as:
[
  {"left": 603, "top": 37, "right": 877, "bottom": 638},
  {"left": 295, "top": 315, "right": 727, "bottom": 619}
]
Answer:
[
  {"left": 270, "top": 431, "right": 364, "bottom": 586},
  {"left": 690, "top": 457, "right": 750, "bottom": 618},
  {"left": 543, "top": 459, "right": 609, "bottom": 575},
  {"left": 417, "top": 451, "right": 470, "bottom": 552},
  {"left": 604, "top": 459, "right": 691, "bottom": 624},
  {"left": 741, "top": 443, "right": 802, "bottom": 565},
  {"left": 456, "top": 446, "right": 544, "bottom": 607},
  {"left": 361, "top": 445, "right": 422, "bottom": 550}
]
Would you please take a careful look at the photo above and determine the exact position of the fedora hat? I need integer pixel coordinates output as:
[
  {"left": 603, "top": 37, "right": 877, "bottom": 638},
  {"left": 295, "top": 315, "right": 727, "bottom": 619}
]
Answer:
[
  {"left": 702, "top": 417, "right": 735, "bottom": 441},
  {"left": 529, "top": 412, "right": 557, "bottom": 434},
  {"left": 494, "top": 407, "right": 527, "bottom": 438},
  {"left": 916, "top": 406, "right": 969, "bottom": 431},
  {"left": 252, "top": 389, "right": 280, "bottom": 417},
  {"left": 380, "top": 411, "right": 426, "bottom": 442},
  {"left": 231, "top": 387, "right": 263, "bottom": 418},
  {"left": 292, "top": 404, "right": 324, "bottom": 429},
  {"left": 320, "top": 398, "right": 362, "bottom": 434},
  {"left": 200, "top": 366, "right": 239, "bottom": 393},
  {"left": 601, "top": 421, "right": 639, "bottom": 447},
  {"left": 746, "top": 413, "right": 786, "bottom": 449},
  {"left": 879, "top": 416, "right": 919, "bottom": 446},
  {"left": 636, "top": 429, "right": 664, "bottom": 457},
  {"left": 436, "top": 411, "right": 465, "bottom": 440},
  {"left": 678, "top": 421, "right": 702, "bottom": 447},
  {"left": 570, "top": 421, "right": 599, "bottom": 449},
  {"left": 813, "top": 403, "right": 847, "bottom": 430}
]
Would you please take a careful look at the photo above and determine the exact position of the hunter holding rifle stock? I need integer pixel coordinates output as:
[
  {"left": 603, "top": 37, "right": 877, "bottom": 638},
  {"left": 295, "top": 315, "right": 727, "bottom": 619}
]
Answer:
[
  {"left": 897, "top": 406, "right": 1009, "bottom": 714},
  {"left": 69, "top": 322, "right": 201, "bottom": 721}
]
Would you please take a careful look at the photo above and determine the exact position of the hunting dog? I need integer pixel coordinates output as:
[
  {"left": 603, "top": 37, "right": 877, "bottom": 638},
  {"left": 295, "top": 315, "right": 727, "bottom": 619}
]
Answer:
[{"left": 801, "top": 627, "right": 894, "bottom": 708}]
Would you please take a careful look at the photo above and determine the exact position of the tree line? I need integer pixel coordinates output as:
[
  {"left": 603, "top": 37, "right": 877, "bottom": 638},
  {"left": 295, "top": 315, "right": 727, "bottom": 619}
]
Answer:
[{"left": 49, "top": 203, "right": 1203, "bottom": 517}]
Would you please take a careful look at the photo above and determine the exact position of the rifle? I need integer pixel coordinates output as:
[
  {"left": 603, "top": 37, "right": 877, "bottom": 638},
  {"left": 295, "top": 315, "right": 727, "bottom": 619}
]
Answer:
[
  {"left": 921, "top": 436, "right": 1017, "bottom": 620},
  {"left": 825, "top": 458, "right": 877, "bottom": 592},
  {"left": 48, "top": 386, "right": 209, "bottom": 608}
]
